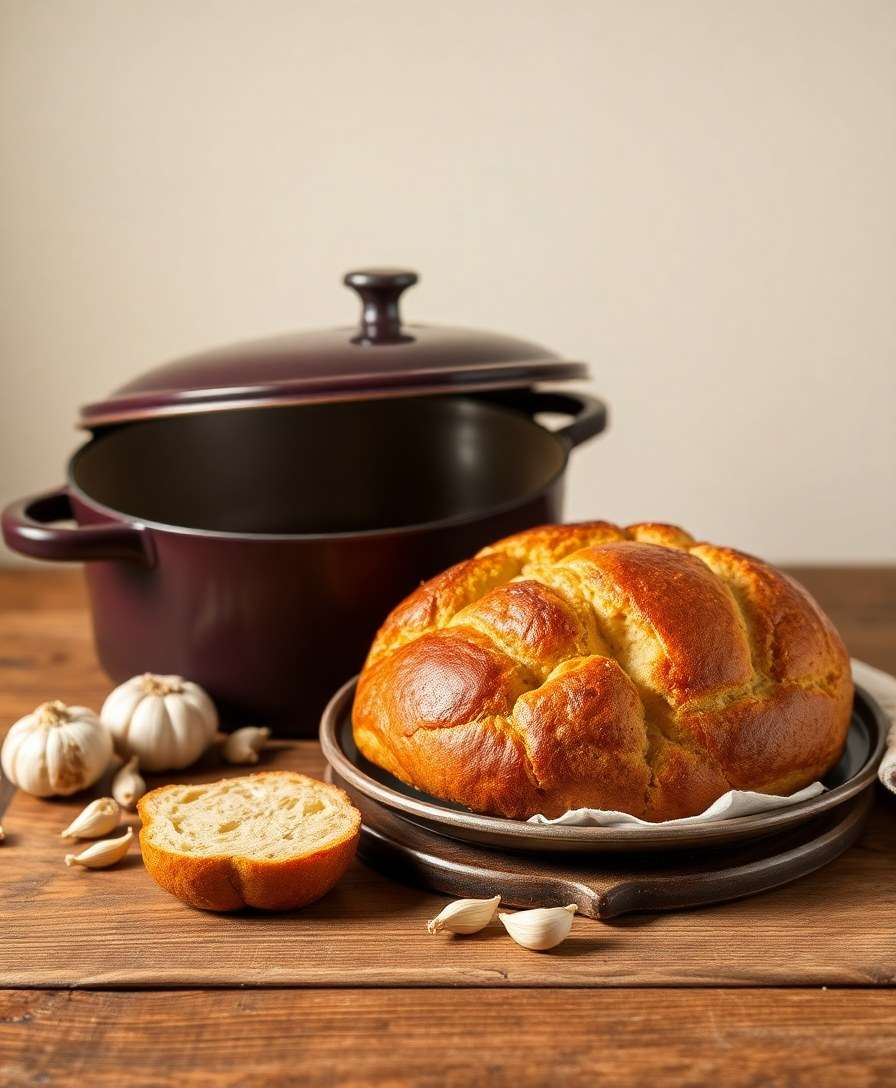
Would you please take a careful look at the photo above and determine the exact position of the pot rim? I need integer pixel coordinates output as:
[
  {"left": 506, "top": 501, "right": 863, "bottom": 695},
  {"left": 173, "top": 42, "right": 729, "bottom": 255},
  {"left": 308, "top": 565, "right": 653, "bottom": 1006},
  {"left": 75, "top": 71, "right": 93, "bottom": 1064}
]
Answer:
[{"left": 66, "top": 405, "right": 574, "bottom": 544}]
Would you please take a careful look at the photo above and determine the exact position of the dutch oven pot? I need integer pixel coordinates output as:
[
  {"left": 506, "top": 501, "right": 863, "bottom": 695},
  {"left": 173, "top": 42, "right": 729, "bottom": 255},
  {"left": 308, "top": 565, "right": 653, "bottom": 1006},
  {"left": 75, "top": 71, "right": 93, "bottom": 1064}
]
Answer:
[{"left": 3, "top": 270, "right": 607, "bottom": 732}]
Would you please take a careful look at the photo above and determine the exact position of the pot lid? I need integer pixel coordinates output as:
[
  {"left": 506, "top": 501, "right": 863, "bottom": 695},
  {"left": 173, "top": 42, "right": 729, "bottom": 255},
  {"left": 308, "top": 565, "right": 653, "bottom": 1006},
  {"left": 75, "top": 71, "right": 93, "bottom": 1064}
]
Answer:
[{"left": 80, "top": 269, "right": 589, "bottom": 427}]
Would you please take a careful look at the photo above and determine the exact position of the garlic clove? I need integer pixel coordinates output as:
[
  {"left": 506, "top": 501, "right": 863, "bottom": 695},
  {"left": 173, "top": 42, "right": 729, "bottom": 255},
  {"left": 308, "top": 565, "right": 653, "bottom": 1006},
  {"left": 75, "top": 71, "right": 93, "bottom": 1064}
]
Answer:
[
  {"left": 61, "top": 797, "right": 120, "bottom": 839},
  {"left": 498, "top": 904, "right": 578, "bottom": 951},
  {"left": 65, "top": 826, "right": 133, "bottom": 869},
  {"left": 427, "top": 895, "right": 501, "bottom": 935},
  {"left": 221, "top": 726, "right": 270, "bottom": 765},
  {"left": 112, "top": 757, "right": 146, "bottom": 810}
]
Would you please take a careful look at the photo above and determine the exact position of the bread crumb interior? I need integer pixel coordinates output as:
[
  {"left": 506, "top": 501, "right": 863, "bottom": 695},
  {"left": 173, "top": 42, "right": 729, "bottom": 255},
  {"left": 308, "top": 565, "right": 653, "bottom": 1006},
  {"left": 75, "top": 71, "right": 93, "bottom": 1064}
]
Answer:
[{"left": 143, "top": 776, "right": 354, "bottom": 860}]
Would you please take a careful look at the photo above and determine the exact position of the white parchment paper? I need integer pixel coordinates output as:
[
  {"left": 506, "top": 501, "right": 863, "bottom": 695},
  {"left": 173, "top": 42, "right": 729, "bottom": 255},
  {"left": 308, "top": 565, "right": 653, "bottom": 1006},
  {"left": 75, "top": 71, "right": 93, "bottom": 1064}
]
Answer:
[{"left": 854, "top": 658, "right": 896, "bottom": 796}]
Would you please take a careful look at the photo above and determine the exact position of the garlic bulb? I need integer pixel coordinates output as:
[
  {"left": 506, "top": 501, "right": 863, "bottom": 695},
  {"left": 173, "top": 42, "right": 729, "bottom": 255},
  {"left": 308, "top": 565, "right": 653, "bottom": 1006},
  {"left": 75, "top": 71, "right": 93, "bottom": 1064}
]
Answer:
[
  {"left": 1, "top": 701, "right": 113, "bottom": 798},
  {"left": 101, "top": 674, "right": 218, "bottom": 772},
  {"left": 428, "top": 895, "right": 501, "bottom": 935},
  {"left": 221, "top": 726, "right": 270, "bottom": 765},
  {"left": 499, "top": 904, "right": 578, "bottom": 951},
  {"left": 61, "top": 797, "right": 120, "bottom": 839},
  {"left": 65, "top": 826, "right": 133, "bottom": 869},
  {"left": 112, "top": 756, "right": 146, "bottom": 810}
]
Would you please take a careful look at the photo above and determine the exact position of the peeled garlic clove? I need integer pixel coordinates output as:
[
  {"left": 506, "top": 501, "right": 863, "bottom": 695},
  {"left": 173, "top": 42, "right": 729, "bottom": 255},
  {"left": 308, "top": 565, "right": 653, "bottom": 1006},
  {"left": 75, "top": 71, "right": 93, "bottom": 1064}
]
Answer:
[
  {"left": 222, "top": 726, "right": 270, "bottom": 765},
  {"left": 112, "top": 757, "right": 146, "bottom": 810},
  {"left": 61, "top": 797, "right": 120, "bottom": 839},
  {"left": 499, "top": 904, "right": 578, "bottom": 951},
  {"left": 65, "top": 826, "right": 133, "bottom": 869},
  {"left": 427, "top": 895, "right": 501, "bottom": 935}
]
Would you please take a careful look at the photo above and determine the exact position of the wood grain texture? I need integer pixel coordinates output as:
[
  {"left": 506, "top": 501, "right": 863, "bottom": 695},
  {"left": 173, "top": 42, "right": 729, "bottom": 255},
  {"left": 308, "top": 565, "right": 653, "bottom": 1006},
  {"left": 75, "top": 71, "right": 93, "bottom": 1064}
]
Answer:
[
  {"left": 2, "top": 738, "right": 895, "bottom": 988},
  {"left": 1, "top": 988, "right": 895, "bottom": 1088},
  {"left": 0, "top": 570, "right": 98, "bottom": 737},
  {"left": 0, "top": 567, "right": 895, "bottom": 991},
  {"left": 0, "top": 567, "right": 895, "bottom": 1084},
  {"left": 791, "top": 566, "right": 896, "bottom": 675}
]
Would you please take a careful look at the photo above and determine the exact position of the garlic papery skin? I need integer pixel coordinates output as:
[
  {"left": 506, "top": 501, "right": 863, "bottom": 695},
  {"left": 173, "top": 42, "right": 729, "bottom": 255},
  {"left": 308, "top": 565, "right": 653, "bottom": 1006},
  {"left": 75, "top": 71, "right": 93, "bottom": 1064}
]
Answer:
[
  {"left": 1, "top": 701, "right": 113, "bottom": 798},
  {"left": 427, "top": 895, "right": 501, "bottom": 935},
  {"left": 498, "top": 904, "right": 578, "bottom": 951},
  {"left": 65, "top": 826, "right": 133, "bottom": 869},
  {"left": 61, "top": 797, "right": 120, "bottom": 839},
  {"left": 101, "top": 674, "right": 218, "bottom": 772},
  {"left": 221, "top": 727, "right": 270, "bottom": 765},
  {"left": 112, "top": 757, "right": 146, "bottom": 810}
]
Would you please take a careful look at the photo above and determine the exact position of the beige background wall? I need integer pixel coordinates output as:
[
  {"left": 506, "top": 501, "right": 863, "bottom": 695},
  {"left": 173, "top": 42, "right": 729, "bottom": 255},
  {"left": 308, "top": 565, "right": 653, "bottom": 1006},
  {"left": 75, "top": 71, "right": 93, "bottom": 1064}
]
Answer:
[{"left": 1, "top": 0, "right": 894, "bottom": 563}]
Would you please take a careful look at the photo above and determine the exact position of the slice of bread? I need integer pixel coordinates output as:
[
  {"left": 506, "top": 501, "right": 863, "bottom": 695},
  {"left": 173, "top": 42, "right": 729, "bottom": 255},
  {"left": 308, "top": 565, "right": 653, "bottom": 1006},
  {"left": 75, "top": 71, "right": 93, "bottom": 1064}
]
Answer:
[{"left": 138, "top": 771, "right": 361, "bottom": 912}]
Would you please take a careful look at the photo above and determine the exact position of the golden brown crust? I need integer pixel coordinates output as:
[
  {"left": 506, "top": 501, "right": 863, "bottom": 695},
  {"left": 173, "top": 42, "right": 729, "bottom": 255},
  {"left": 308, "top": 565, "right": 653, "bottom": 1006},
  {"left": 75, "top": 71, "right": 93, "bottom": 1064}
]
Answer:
[
  {"left": 353, "top": 523, "right": 853, "bottom": 821},
  {"left": 138, "top": 772, "right": 360, "bottom": 912}
]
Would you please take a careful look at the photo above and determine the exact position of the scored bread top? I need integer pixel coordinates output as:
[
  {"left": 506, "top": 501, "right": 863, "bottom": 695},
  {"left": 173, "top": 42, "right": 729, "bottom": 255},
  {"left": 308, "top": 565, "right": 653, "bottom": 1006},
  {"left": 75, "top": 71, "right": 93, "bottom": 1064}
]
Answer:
[
  {"left": 352, "top": 522, "right": 853, "bottom": 821},
  {"left": 139, "top": 771, "right": 360, "bottom": 862}
]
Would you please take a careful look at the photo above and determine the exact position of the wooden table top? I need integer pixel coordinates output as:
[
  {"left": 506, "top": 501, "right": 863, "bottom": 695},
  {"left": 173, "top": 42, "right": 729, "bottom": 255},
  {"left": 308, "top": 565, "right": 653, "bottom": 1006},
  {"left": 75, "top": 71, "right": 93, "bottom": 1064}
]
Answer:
[{"left": 1, "top": 567, "right": 894, "bottom": 1087}]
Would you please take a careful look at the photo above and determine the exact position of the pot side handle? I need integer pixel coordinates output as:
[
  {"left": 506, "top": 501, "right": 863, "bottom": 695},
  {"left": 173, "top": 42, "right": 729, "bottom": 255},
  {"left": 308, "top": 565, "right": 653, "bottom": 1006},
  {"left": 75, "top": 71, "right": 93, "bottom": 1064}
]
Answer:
[
  {"left": 509, "top": 390, "right": 608, "bottom": 450},
  {"left": 1, "top": 488, "right": 154, "bottom": 565}
]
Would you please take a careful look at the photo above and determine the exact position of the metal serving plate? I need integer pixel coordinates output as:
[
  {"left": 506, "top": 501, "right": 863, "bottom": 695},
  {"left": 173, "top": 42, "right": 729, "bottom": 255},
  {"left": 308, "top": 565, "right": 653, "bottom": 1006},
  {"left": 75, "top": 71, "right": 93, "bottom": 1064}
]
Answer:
[{"left": 319, "top": 677, "right": 886, "bottom": 853}]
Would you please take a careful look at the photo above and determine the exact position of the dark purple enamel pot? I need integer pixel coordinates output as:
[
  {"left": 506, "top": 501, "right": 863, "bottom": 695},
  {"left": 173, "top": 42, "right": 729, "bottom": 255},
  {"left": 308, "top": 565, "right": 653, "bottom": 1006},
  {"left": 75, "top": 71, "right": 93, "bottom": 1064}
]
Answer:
[{"left": 2, "top": 391, "right": 605, "bottom": 731}]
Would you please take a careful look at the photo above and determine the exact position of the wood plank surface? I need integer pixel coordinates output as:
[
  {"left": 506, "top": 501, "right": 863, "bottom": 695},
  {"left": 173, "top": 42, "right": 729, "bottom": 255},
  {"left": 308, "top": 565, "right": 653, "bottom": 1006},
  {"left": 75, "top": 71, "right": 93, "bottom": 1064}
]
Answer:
[
  {"left": 1, "top": 988, "right": 895, "bottom": 1088},
  {"left": 0, "top": 568, "right": 895, "bottom": 990},
  {"left": 793, "top": 567, "right": 896, "bottom": 676},
  {"left": 2, "top": 737, "right": 895, "bottom": 988},
  {"left": 0, "top": 570, "right": 97, "bottom": 729},
  {"left": 0, "top": 567, "right": 894, "bottom": 1085}
]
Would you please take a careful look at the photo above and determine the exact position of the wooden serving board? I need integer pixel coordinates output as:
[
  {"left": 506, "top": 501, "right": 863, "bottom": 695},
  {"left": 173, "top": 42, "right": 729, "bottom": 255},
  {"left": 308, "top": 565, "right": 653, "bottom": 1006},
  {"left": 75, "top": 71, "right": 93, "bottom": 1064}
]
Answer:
[{"left": 329, "top": 771, "right": 875, "bottom": 919}]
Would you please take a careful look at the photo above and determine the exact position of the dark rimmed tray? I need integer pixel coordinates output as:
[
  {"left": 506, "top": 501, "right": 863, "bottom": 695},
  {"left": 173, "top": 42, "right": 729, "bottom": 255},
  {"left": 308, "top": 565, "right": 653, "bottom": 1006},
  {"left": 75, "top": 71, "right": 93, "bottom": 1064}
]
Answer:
[
  {"left": 327, "top": 766, "right": 876, "bottom": 919},
  {"left": 320, "top": 677, "right": 887, "bottom": 854}
]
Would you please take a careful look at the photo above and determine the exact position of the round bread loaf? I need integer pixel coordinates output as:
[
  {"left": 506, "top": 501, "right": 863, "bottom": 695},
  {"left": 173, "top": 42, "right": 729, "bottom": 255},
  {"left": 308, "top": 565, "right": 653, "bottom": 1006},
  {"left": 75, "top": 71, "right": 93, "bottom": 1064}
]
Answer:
[{"left": 352, "top": 522, "right": 853, "bottom": 821}]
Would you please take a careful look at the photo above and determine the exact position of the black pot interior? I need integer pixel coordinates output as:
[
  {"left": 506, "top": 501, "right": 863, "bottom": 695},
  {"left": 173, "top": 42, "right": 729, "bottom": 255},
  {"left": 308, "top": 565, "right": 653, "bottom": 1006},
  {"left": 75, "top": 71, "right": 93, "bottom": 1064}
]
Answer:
[{"left": 71, "top": 396, "right": 568, "bottom": 534}]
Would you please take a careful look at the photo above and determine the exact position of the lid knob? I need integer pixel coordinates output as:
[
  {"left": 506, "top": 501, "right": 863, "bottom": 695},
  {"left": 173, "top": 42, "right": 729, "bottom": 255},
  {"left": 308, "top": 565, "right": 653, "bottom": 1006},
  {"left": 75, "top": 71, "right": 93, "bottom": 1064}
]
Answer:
[{"left": 344, "top": 268, "right": 418, "bottom": 345}]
